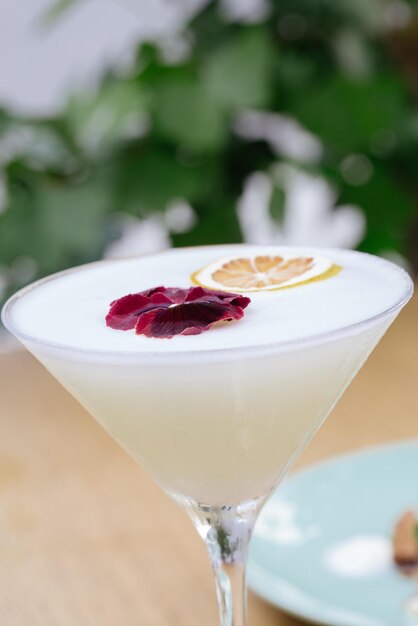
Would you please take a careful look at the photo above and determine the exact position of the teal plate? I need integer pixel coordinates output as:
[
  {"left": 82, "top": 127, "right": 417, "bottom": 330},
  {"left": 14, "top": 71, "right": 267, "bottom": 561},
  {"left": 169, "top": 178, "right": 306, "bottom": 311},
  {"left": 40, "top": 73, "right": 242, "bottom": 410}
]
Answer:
[{"left": 248, "top": 440, "right": 418, "bottom": 626}]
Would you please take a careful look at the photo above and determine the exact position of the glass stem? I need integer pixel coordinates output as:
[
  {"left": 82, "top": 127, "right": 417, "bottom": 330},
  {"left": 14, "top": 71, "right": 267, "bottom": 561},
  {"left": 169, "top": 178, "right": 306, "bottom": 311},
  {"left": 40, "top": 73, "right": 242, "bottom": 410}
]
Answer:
[{"left": 186, "top": 496, "right": 265, "bottom": 626}]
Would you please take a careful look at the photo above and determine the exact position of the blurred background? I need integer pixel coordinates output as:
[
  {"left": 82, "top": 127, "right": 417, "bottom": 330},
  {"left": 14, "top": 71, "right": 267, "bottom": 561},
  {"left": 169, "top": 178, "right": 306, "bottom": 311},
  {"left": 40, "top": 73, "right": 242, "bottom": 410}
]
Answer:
[{"left": 1, "top": 0, "right": 418, "bottom": 314}]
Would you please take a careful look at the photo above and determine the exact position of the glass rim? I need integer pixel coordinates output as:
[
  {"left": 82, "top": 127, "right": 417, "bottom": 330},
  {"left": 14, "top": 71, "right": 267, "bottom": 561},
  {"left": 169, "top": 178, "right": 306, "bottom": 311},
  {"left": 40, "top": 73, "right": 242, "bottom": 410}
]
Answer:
[{"left": 1, "top": 246, "right": 414, "bottom": 363}]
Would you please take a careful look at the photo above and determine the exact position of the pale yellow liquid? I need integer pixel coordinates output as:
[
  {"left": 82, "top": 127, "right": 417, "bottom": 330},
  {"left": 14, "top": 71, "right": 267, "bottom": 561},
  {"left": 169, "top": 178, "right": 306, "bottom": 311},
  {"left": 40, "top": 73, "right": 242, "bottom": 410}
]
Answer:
[{"left": 29, "top": 316, "right": 392, "bottom": 506}]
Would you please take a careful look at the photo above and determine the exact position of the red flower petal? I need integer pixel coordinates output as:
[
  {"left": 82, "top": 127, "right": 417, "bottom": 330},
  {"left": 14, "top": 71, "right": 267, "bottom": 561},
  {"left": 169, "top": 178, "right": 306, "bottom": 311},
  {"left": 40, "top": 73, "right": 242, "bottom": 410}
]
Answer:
[
  {"left": 106, "top": 292, "right": 171, "bottom": 330},
  {"left": 106, "top": 285, "right": 251, "bottom": 338},
  {"left": 141, "top": 286, "right": 190, "bottom": 303},
  {"left": 135, "top": 301, "right": 245, "bottom": 338},
  {"left": 184, "top": 286, "right": 250, "bottom": 309}
]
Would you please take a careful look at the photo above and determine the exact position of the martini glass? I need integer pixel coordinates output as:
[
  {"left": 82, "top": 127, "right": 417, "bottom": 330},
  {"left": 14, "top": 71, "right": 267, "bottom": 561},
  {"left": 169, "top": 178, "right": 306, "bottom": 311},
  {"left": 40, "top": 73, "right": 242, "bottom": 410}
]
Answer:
[{"left": 1, "top": 246, "right": 413, "bottom": 626}]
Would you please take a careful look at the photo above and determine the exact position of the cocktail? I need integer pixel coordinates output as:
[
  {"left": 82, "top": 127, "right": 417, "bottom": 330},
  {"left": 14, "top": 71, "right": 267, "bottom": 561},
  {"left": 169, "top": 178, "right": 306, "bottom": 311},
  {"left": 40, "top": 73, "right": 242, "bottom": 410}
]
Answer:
[{"left": 1, "top": 245, "right": 413, "bottom": 626}]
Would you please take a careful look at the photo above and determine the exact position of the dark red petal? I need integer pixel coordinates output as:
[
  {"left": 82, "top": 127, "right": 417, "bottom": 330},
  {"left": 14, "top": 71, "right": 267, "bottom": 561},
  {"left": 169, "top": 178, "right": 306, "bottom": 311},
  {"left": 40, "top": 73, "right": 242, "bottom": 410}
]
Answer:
[
  {"left": 135, "top": 301, "right": 245, "bottom": 338},
  {"left": 140, "top": 286, "right": 190, "bottom": 303},
  {"left": 202, "top": 289, "right": 251, "bottom": 309},
  {"left": 106, "top": 285, "right": 251, "bottom": 338},
  {"left": 183, "top": 286, "right": 210, "bottom": 302},
  {"left": 184, "top": 286, "right": 251, "bottom": 309},
  {"left": 139, "top": 286, "right": 167, "bottom": 297},
  {"left": 106, "top": 292, "right": 171, "bottom": 330},
  {"left": 156, "top": 287, "right": 190, "bottom": 303}
]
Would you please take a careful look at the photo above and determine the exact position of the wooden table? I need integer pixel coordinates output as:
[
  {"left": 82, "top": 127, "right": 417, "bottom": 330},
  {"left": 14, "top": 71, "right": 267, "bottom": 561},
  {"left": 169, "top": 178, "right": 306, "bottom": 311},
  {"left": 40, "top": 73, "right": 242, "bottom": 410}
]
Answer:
[{"left": 1, "top": 291, "right": 418, "bottom": 626}]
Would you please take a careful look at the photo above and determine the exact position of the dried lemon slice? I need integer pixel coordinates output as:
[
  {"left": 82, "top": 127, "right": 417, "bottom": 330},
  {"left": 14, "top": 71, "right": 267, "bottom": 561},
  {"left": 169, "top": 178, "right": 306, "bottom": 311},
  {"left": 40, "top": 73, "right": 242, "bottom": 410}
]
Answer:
[{"left": 191, "top": 253, "right": 341, "bottom": 293}]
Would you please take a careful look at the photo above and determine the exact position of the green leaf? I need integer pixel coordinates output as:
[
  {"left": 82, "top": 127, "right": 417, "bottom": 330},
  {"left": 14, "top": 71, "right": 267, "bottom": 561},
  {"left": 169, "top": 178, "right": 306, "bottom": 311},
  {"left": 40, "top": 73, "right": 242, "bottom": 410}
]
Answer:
[
  {"left": 136, "top": 44, "right": 194, "bottom": 87},
  {"left": 340, "top": 0, "right": 386, "bottom": 34},
  {"left": 271, "top": 0, "right": 382, "bottom": 33},
  {"left": 67, "top": 79, "right": 150, "bottom": 155},
  {"left": 153, "top": 79, "right": 227, "bottom": 151},
  {"left": 202, "top": 28, "right": 274, "bottom": 109},
  {"left": 0, "top": 163, "right": 111, "bottom": 299},
  {"left": 293, "top": 75, "right": 406, "bottom": 153},
  {"left": 173, "top": 194, "right": 242, "bottom": 247},
  {"left": 189, "top": 2, "right": 232, "bottom": 55},
  {"left": 339, "top": 162, "right": 416, "bottom": 255},
  {"left": 277, "top": 52, "right": 317, "bottom": 95},
  {"left": 112, "top": 145, "right": 214, "bottom": 214},
  {"left": 0, "top": 183, "right": 43, "bottom": 265},
  {"left": 37, "top": 177, "right": 109, "bottom": 269},
  {"left": 269, "top": 185, "right": 286, "bottom": 223}
]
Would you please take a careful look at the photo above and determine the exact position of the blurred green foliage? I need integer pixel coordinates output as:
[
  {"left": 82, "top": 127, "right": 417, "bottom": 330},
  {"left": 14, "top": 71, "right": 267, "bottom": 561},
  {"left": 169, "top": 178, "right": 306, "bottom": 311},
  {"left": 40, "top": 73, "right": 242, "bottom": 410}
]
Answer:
[{"left": 1, "top": 0, "right": 418, "bottom": 302}]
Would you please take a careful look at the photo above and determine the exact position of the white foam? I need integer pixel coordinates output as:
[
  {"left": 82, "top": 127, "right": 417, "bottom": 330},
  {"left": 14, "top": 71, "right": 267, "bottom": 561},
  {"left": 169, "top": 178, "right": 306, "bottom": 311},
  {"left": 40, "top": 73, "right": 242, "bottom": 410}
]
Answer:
[{"left": 3, "top": 245, "right": 413, "bottom": 355}]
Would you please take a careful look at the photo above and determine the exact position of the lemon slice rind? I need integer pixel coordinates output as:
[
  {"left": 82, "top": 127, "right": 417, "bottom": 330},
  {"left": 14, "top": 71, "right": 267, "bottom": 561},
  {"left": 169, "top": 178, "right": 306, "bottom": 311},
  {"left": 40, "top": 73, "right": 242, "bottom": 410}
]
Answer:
[{"left": 191, "top": 253, "right": 341, "bottom": 293}]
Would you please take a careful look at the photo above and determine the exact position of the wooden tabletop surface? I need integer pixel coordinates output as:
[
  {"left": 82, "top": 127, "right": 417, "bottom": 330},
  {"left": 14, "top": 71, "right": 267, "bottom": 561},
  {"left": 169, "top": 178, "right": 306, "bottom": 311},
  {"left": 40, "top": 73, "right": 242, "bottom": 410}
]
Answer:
[{"left": 1, "top": 288, "right": 418, "bottom": 626}]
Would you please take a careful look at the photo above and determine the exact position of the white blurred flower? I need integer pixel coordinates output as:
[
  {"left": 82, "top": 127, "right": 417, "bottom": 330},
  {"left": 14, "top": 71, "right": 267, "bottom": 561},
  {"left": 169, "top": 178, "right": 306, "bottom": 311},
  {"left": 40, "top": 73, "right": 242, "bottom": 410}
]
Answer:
[
  {"left": 0, "top": 125, "right": 33, "bottom": 166},
  {"left": 0, "top": 0, "right": 206, "bottom": 116},
  {"left": 237, "top": 164, "right": 366, "bottom": 249},
  {"left": 220, "top": 0, "right": 270, "bottom": 23},
  {"left": 158, "top": 33, "right": 193, "bottom": 65},
  {"left": 104, "top": 214, "right": 170, "bottom": 258},
  {"left": 165, "top": 199, "right": 197, "bottom": 234},
  {"left": 234, "top": 110, "right": 323, "bottom": 163},
  {"left": 236, "top": 172, "right": 275, "bottom": 243},
  {"left": 384, "top": 0, "right": 412, "bottom": 29}
]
